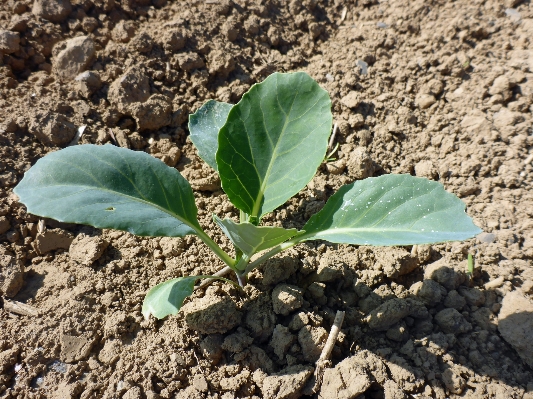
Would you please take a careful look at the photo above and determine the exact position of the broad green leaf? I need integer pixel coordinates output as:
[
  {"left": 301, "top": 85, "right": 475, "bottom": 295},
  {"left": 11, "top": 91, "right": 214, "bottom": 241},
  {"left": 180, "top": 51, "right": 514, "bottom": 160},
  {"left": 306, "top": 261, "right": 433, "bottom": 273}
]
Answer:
[
  {"left": 14, "top": 144, "right": 201, "bottom": 237},
  {"left": 302, "top": 175, "right": 482, "bottom": 246},
  {"left": 213, "top": 214, "right": 301, "bottom": 259},
  {"left": 189, "top": 100, "right": 233, "bottom": 171},
  {"left": 217, "top": 72, "right": 332, "bottom": 219},
  {"left": 142, "top": 277, "right": 198, "bottom": 319}
]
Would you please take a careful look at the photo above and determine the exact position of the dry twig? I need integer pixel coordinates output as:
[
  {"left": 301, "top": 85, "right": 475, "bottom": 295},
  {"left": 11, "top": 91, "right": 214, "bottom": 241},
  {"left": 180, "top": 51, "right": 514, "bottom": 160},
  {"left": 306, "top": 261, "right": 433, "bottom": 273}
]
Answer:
[{"left": 4, "top": 300, "right": 40, "bottom": 317}]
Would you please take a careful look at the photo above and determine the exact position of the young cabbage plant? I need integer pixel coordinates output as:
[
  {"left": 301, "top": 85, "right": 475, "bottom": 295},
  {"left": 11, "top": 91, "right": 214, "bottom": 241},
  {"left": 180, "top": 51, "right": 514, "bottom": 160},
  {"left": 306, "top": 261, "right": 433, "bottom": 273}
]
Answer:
[{"left": 14, "top": 72, "right": 482, "bottom": 321}]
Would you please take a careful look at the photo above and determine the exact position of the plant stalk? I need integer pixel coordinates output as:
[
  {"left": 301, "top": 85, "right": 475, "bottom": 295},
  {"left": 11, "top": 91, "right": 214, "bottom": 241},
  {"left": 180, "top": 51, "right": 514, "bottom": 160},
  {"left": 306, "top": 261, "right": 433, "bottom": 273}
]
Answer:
[{"left": 194, "top": 228, "right": 235, "bottom": 269}]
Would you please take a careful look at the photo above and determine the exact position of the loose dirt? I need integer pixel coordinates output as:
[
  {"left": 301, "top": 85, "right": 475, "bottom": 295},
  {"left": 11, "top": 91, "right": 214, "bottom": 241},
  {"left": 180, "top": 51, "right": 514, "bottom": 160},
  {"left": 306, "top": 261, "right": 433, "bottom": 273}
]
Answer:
[{"left": 1, "top": 0, "right": 533, "bottom": 398}]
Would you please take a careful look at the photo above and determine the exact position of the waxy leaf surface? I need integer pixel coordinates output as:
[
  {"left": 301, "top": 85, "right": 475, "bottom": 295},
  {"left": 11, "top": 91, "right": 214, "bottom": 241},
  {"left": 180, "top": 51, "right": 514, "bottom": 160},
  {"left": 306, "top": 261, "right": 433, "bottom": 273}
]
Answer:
[
  {"left": 142, "top": 277, "right": 198, "bottom": 319},
  {"left": 189, "top": 100, "right": 233, "bottom": 171},
  {"left": 302, "top": 175, "right": 482, "bottom": 245},
  {"left": 213, "top": 214, "right": 301, "bottom": 260},
  {"left": 217, "top": 72, "right": 332, "bottom": 219},
  {"left": 14, "top": 144, "right": 200, "bottom": 237}
]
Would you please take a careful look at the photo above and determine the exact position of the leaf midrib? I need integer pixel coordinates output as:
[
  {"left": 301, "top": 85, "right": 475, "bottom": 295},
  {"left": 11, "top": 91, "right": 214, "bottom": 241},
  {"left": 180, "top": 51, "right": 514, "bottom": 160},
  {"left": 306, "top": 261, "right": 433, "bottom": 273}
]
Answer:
[{"left": 251, "top": 75, "right": 300, "bottom": 218}]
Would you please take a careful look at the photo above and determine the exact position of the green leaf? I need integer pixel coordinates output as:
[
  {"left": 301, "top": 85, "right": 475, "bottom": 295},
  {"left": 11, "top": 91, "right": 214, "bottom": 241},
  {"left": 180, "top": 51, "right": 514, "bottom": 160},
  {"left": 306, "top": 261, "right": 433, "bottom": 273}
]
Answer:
[
  {"left": 142, "top": 277, "right": 198, "bottom": 319},
  {"left": 302, "top": 175, "right": 482, "bottom": 246},
  {"left": 217, "top": 72, "right": 332, "bottom": 219},
  {"left": 189, "top": 100, "right": 233, "bottom": 171},
  {"left": 213, "top": 214, "right": 301, "bottom": 259},
  {"left": 14, "top": 144, "right": 201, "bottom": 237}
]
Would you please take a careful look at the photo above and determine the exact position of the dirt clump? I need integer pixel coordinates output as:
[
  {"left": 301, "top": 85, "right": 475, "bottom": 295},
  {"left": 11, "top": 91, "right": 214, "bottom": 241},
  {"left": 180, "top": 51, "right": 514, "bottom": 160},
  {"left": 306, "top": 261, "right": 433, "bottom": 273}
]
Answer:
[{"left": 1, "top": 0, "right": 533, "bottom": 397}]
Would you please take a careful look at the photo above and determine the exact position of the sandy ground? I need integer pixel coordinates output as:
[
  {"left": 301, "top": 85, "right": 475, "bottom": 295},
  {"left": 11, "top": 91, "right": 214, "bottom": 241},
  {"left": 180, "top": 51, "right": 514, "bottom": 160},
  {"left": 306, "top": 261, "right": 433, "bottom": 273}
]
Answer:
[{"left": 1, "top": 0, "right": 533, "bottom": 398}]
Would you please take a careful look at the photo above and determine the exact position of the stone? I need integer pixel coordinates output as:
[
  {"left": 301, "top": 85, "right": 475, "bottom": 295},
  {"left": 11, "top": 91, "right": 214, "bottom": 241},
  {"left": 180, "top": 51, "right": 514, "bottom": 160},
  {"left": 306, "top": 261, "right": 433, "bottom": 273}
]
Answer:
[
  {"left": 60, "top": 333, "right": 95, "bottom": 363},
  {"left": 108, "top": 68, "right": 150, "bottom": 111},
  {"left": 173, "top": 52, "right": 205, "bottom": 72},
  {"left": 434, "top": 308, "right": 472, "bottom": 335},
  {"left": 75, "top": 71, "right": 101, "bottom": 98},
  {"left": 424, "top": 259, "right": 465, "bottom": 291},
  {"left": 416, "top": 93, "right": 437, "bottom": 109},
  {"left": 489, "top": 75, "right": 512, "bottom": 101},
  {"left": 272, "top": 284, "right": 304, "bottom": 316},
  {"left": 32, "top": 229, "right": 74, "bottom": 254},
  {"left": 29, "top": 111, "right": 77, "bottom": 146},
  {"left": 261, "top": 365, "right": 313, "bottom": 399},
  {"left": 457, "top": 286, "right": 485, "bottom": 306},
  {"left": 108, "top": 69, "right": 171, "bottom": 131},
  {"left": 414, "top": 160, "right": 437, "bottom": 180},
  {"left": 0, "top": 254, "right": 24, "bottom": 298},
  {"left": 33, "top": 0, "right": 72, "bottom": 23},
  {"left": 441, "top": 366, "right": 466, "bottom": 394},
  {"left": 69, "top": 234, "right": 109, "bottom": 266},
  {"left": 319, "top": 357, "right": 372, "bottom": 399},
  {"left": 443, "top": 290, "right": 466, "bottom": 310},
  {"left": 222, "top": 329, "right": 253, "bottom": 353},
  {"left": 298, "top": 325, "right": 327, "bottom": 362},
  {"left": 128, "top": 94, "right": 172, "bottom": 131},
  {"left": 111, "top": 20, "right": 136, "bottom": 43},
  {"left": 270, "top": 324, "right": 295, "bottom": 359},
  {"left": 410, "top": 280, "right": 447, "bottom": 307},
  {"left": 0, "top": 30, "right": 20, "bottom": 54},
  {"left": 367, "top": 298, "right": 427, "bottom": 331},
  {"left": 346, "top": 147, "right": 374, "bottom": 180},
  {"left": 340, "top": 91, "right": 361, "bottom": 108},
  {"left": 182, "top": 295, "right": 241, "bottom": 334},
  {"left": 498, "top": 291, "right": 533, "bottom": 368},
  {"left": 54, "top": 36, "right": 95, "bottom": 81},
  {"left": 199, "top": 334, "right": 224, "bottom": 365}
]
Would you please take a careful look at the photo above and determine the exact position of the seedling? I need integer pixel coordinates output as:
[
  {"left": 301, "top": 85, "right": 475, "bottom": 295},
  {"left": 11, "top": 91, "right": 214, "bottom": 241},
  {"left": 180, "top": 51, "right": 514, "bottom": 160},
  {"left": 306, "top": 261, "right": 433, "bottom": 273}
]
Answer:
[{"left": 14, "top": 72, "right": 482, "bottom": 320}]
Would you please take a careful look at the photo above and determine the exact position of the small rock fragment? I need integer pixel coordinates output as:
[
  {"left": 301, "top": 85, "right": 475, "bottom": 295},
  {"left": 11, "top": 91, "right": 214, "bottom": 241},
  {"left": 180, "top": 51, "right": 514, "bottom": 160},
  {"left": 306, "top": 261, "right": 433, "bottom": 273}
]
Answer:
[
  {"left": 443, "top": 290, "right": 466, "bottom": 310},
  {"left": 270, "top": 324, "right": 295, "bottom": 359},
  {"left": 340, "top": 91, "right": 361, "bottom": 109},
  {"left": 319, "top": 357, "right": 372, "bottom": 399},
  {"left": 410, "top": 280, "right": 447, "bottom": 307},
  {"left": 262, "top": 256, "right": 299, "bottom": 285},
  {"left": 54, "top": 36, "right": 95, "bottom": 81},
  {"left": 262, "top": 365, "right": 314, "bottom": 399},
  {"left": 0, "top": 254, "right": 24, "bottom": 298},
  {"left": 298, "top": 325, "right": 327, "bottom": 362},
  {"left": 424, "top": 260, "right": 465, "bottom": 291},
  {"left": 29, "top": 111, "right": 77, "bottom": 146},
  {"left": 111, "top": 20, "right": 136, "bottom": 43},
  {"left": 32, "top": 229, "right": 75, "bottom": 254},
  {"left": 199, "top": 334, "right": 224, "bottom": 365},
  {"left": 222, "top": 329, "right": 253, "bottom": 353},
  {"left": 457, "top": 286, "right": 485, "bottom": 306},
  {"left": 69, "top": 234, "right": 109, "bottom": 266},
  {"left": 60, "top": 333, "right": 95, "bottom": 363},
  {"left": 75, "top": 71, "right": 101, "bottom": 98},
  {"left": 367, "top": 298, "right": 412, "bottom": 331},
  {"left": 441, "top": 366, "right": 466, "bottom": 394},
  {"left": 0, "top": 30, "right": 20, "bottom": 54},
  {"left": 416, "top": 93, "right": 437, "bottom": 109},
  {"left": 182, "top": 295, "right": 241, "bottom": 334},
  {"left": 498, "top": 291, "right": 533, "bottom": 368},
  {"left": 33, "top": 0, "right": 72, "bottom": 23},
  {"left": 434, "top": 308, "right": 472, "bottom": 335},
  {"left": 272, "top": 284, "right": 304, "bottom": 315},
  {"left": 173, "top": 52, "right": 205, "bottom": 72},
  {"left": 346, "top": 147, "right": 374, "bottom": 180},
  {"left": 414, "top": 160, "right": 437, "bottom": 180}
]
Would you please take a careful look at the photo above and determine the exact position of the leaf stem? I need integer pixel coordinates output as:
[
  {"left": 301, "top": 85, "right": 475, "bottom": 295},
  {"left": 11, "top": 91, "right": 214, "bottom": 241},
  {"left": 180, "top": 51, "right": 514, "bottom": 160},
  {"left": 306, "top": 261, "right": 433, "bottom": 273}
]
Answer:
[
  {"left": 194, "top": 228, "right": 235, "bottom": 269},
  {"left": 243, "top": 237, "right": 303, "bottom": 275},
  {"left": 195, "top": 274, "right": 242, "bottom": 291}
]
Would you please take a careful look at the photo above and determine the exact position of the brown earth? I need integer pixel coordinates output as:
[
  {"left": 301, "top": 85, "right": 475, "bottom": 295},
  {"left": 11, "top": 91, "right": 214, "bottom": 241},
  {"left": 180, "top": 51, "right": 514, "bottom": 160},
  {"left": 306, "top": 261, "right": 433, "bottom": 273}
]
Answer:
[{"left": 1, "top": 0, "right": 533, "bottom": 398}]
